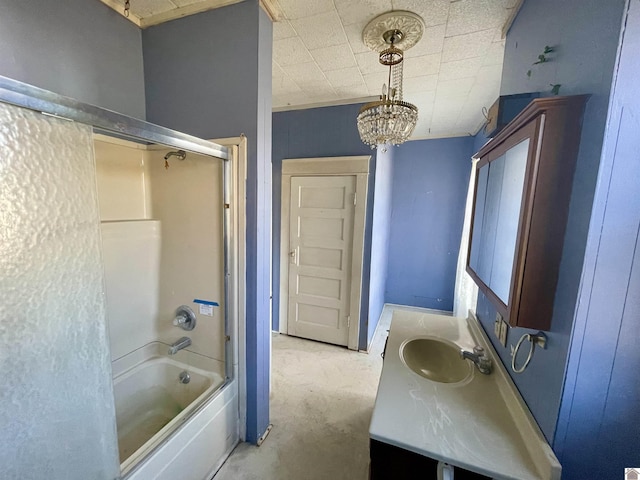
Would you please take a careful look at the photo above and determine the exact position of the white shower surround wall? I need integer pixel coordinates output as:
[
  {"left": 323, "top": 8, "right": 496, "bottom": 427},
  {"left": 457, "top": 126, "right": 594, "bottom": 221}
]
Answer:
[{"left": 95, "top": 136, "right": 227, "bottom": 364}]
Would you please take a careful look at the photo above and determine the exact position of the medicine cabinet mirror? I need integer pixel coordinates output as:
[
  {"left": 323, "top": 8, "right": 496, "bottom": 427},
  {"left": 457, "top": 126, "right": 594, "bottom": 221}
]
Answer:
[{"left": 467, "top": 95, "right": 588, "bottom": 331}]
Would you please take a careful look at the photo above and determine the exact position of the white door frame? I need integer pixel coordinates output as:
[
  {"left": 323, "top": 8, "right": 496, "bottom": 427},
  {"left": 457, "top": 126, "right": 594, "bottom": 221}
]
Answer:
[{"left": 279, "top": 156, "right": 370, "bottom": 351}]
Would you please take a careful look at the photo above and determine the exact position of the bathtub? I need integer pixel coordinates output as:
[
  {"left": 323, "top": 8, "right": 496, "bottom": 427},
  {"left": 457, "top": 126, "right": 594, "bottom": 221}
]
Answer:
[{"left": 112, "top": 342, "right": 237, "bottom": 479}]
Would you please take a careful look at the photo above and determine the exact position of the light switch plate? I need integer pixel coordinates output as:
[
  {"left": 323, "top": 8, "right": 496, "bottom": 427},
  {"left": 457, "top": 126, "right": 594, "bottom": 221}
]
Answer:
[{"left": 496, "top": 312, "right": 508, "bottom": 347}]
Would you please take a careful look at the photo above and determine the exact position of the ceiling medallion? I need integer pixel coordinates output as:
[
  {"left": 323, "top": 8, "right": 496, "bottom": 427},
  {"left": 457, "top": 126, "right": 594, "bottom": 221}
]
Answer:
[
  {"left": 362, "top": 11, "right": 425, "bottom": 52},
  {"left": 357, "top": 11, "right": 424, "bottom": 149}
]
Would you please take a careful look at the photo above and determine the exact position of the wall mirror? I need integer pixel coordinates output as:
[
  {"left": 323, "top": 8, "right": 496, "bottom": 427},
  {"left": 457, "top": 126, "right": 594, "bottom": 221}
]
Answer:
[
  {"left": 467, "top": 95, "right": 588, "bottom": 331},
  {"left": 467, "top": 120, "right": 535, "bottom": 324}
]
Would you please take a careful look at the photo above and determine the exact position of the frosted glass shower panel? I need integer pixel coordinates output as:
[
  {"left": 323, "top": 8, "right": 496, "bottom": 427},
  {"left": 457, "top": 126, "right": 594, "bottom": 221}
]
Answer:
[{"left": 0, "top": 103, "right": 119, "bottom": 479}]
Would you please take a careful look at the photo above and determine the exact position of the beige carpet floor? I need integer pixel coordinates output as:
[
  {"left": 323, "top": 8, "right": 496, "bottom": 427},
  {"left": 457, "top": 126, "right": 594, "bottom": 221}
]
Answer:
[{"left": 213, "top": 308, "right": 392, "bottom": 480}]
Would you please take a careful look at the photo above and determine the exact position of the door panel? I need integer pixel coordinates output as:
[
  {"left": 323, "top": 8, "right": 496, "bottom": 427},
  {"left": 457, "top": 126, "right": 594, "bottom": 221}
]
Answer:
[{"left": 287, "top": 175, "right": 356, "bottom": 346}]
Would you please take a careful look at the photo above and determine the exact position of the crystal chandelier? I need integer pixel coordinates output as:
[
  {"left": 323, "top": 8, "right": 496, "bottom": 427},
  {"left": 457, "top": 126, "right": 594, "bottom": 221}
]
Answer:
[{"left": 357, "top": 12, "right": 424, "bottom": 149}]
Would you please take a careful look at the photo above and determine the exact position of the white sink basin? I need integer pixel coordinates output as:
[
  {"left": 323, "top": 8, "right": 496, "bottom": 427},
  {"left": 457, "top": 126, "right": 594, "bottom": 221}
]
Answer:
[
  {"left": 400, "top": 337, "right": 471, "bottom": 384},
  {"left": 370, "top": 310, "right": 561, "bottom": 480}
]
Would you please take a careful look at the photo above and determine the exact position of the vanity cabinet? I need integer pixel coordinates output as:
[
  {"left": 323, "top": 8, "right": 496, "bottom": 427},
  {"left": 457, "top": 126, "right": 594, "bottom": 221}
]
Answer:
[
  {"left": 369, "top": 439, "right": 490, "bottom": 480},
  {"left": 467, "top": 95, "right": 588, "bottom": 330}
]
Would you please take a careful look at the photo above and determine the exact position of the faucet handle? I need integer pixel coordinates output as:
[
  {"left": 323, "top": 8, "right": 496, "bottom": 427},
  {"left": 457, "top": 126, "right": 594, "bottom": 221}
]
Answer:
[
  {"left": 173, "top": 305, "right": 196, "bottom": 331},
  {"left": 473, "top": 346, "right": 486, "bottom": 356}
]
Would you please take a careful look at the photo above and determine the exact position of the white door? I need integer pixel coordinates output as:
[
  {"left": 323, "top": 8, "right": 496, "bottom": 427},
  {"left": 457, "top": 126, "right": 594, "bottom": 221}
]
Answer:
[{"left": 287, "top": 175, "right": 356, "bottom": 346}]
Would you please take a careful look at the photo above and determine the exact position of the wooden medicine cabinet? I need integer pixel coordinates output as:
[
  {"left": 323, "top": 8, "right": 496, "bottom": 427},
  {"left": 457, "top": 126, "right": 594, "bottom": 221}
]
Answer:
[{"left": 467, "top": 95, "right": 588, "bottom": 331}]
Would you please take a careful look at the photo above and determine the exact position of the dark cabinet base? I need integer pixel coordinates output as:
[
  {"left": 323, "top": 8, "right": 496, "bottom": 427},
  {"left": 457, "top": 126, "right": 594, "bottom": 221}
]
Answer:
[{"left": 369, "top": 439, "right": 491, "bottom": 480}]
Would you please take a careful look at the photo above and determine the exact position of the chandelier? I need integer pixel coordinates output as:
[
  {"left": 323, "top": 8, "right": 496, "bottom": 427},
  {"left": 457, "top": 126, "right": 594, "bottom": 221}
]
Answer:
[{"left": 357, "top": 12, "right": 424, "bottom": 149}]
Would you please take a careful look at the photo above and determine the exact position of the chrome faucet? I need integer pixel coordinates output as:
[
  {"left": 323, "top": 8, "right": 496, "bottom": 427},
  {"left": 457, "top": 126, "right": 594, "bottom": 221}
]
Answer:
[
  {"left": 168, "top": 336, "right": 191, "bottom": 355},
  {"left": 461, "top": 346, "right": 493, "bottom": 375}
]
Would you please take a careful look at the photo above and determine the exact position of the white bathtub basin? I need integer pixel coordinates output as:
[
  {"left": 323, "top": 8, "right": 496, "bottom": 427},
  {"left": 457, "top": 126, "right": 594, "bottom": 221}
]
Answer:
[{"left": 111, "top": 342, "right": 224, "bottom": 474}]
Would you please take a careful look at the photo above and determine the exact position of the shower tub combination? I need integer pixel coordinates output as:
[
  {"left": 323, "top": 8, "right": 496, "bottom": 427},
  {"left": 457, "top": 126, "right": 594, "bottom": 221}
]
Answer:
[
  {"left": 0, "top": 77, "right": 243, "bottom": 480},
  {"left": 96, "top": 135, "right": 242, "bottom": 479}
]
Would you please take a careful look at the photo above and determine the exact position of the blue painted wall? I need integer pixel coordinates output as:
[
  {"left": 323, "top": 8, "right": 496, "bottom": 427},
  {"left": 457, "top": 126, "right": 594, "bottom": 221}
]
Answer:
[
  {"left": 553, "top": 1, "right": 640, "bottom": 477},
  {"left": 271, "top": 103, "right": 377, "bottom": 350},
  {"left": 143, "top": 0, "right": 273, "bottom": 443},
  {"left": 367, "top": 145, "right": 394, "bottom": 347},
  {"left": 271, "top": 107, "right": 474, "bottom": 348},
  {"left": 386, "top": 137, "right": 473, "bottom": 311},
  {"left": 472, "top": 0, "right": 626, "bottom": 442},
  {"left": 0, "top": 0, "right": 145, "bottom": 119}
]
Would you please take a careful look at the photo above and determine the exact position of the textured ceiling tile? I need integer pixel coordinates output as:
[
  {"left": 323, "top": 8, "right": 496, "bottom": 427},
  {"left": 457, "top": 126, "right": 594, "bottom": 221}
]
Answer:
[
  {"left": 502, "top": 0, "right": 521, "bottom": 8},
  {"left": 311, "top": 45, "right": 357, "bottom": 71},
  {"left": 456, "top": 109, "right": 486, "bottom": 134},
  {"left": 273, "top": 75, "right": 302, "bottom": 95},
  {"left": 277, "top": 0, "right": 335, "bottom": 19},
  {"left": 438, "top": 57, "right": 483, "bottom": 81},
  {"left": 281, "top": 62, "right": 326, "bottom": 85},
  {"left": 271, "top": 0, "right": 507, "bottom": 137},
  {"left": 464, "top": 94, "right": 494, "bottom": 114},
  {"left": 446, "top": 0, "right": 510, "bottom": 37},
  {"left": 457, "top": 99, "right": 487, "bottom": 119},
  {"left": 334, "top": 0, "right": 392, "bottom": 26},
  {"left": 403, "top": 53, "right": 441, "bottom": 77},
  {"left": 290, "top": 11, "right": 349, "bottom": 50},
  {"left": 169, "top": 0, "right": 197, "bottom": 5},
  {"left": 482, "top": 40, "right": 506, "bottom": 66},
  {"left": 436, "top": 76, "right": 476, "bottom": 97},
  {"left": 344, "top": 22, "right": 371, "bottom": 54},
  {"left": 458, "top": 114, "right": 487, "bottom": 135},
  {"left": 403, "top": 74, "right": 438, "bottom": 94},
  {"left": 273, "top": 94, "right": 289, "bottom": 107},
  {"left": 299, "top": 80, "right": 337, "bottom": 96},
  {"left": 429, "top": 116, "right": 462, "bottom": 134},
  {"left": 355, "top": 51, "right": 386, "bottom": 75},
  {"left": 475, "top": 64, "right": 503, "bottom": 85},
  {"left": 273, "top": 63, "right": 286, "bottom": 77},
  {"left": 409, "top": 24, "right": 446, "bottom": 57},
  {"left": 468, "top": 82, "right": 501, "bottom": 108},
  {"left": 325, "top": 67, "right": 365, "bottom": 88},
  {"left": 431, "top": 105, "right": 464, "bottom": 125},
  {"left": 409, "top": 91, "right": 437, "bottom": 109},
  {"left": 275, "top": 92, "right": 327, "bottom": 108},
  {"left": 442, "top": 29, "right": 495, "bottom": 63},
  {"left": 363, "top": 72, "right": 385, "bottom": 95},
  {"left": 171, "top": 0, "right": 217, "bottom": 6},
  {"left": 334, "top": 83, "right": 371, "bottom": 99},
  {"left": 391, "top": 0, "right": 450, "bottom": 27},
  {"left": 413, "top": 116, "right": 431, "bottom": 134},
  {"left": 273, "top": 37, "right": 314, "bottom": 66},
  {"left": 492, "top": 27, "right": 506, "bottom": 42},
  {"left": 273, "top": 20, "right": 298, "bottom": 41},
  {"left": 128, "top": 0, "right": 176, "bottom": 17}
]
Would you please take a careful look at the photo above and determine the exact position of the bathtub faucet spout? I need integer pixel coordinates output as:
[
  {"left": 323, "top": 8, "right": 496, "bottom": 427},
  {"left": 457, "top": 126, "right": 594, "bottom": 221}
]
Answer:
[{"left": 168, "top": 336, "right": 192, "bottom": 355}]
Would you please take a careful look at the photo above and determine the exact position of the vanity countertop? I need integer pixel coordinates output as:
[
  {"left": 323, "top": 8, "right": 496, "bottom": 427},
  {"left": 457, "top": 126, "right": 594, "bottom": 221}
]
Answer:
[{"left": 369, "top": 308, "right": 561, "bottom": 480}]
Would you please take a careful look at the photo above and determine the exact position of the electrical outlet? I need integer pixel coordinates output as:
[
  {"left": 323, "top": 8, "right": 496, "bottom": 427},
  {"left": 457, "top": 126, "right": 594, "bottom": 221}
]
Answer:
[{"left": 496, "top": 312, "right": 508, "bottom": 347}]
